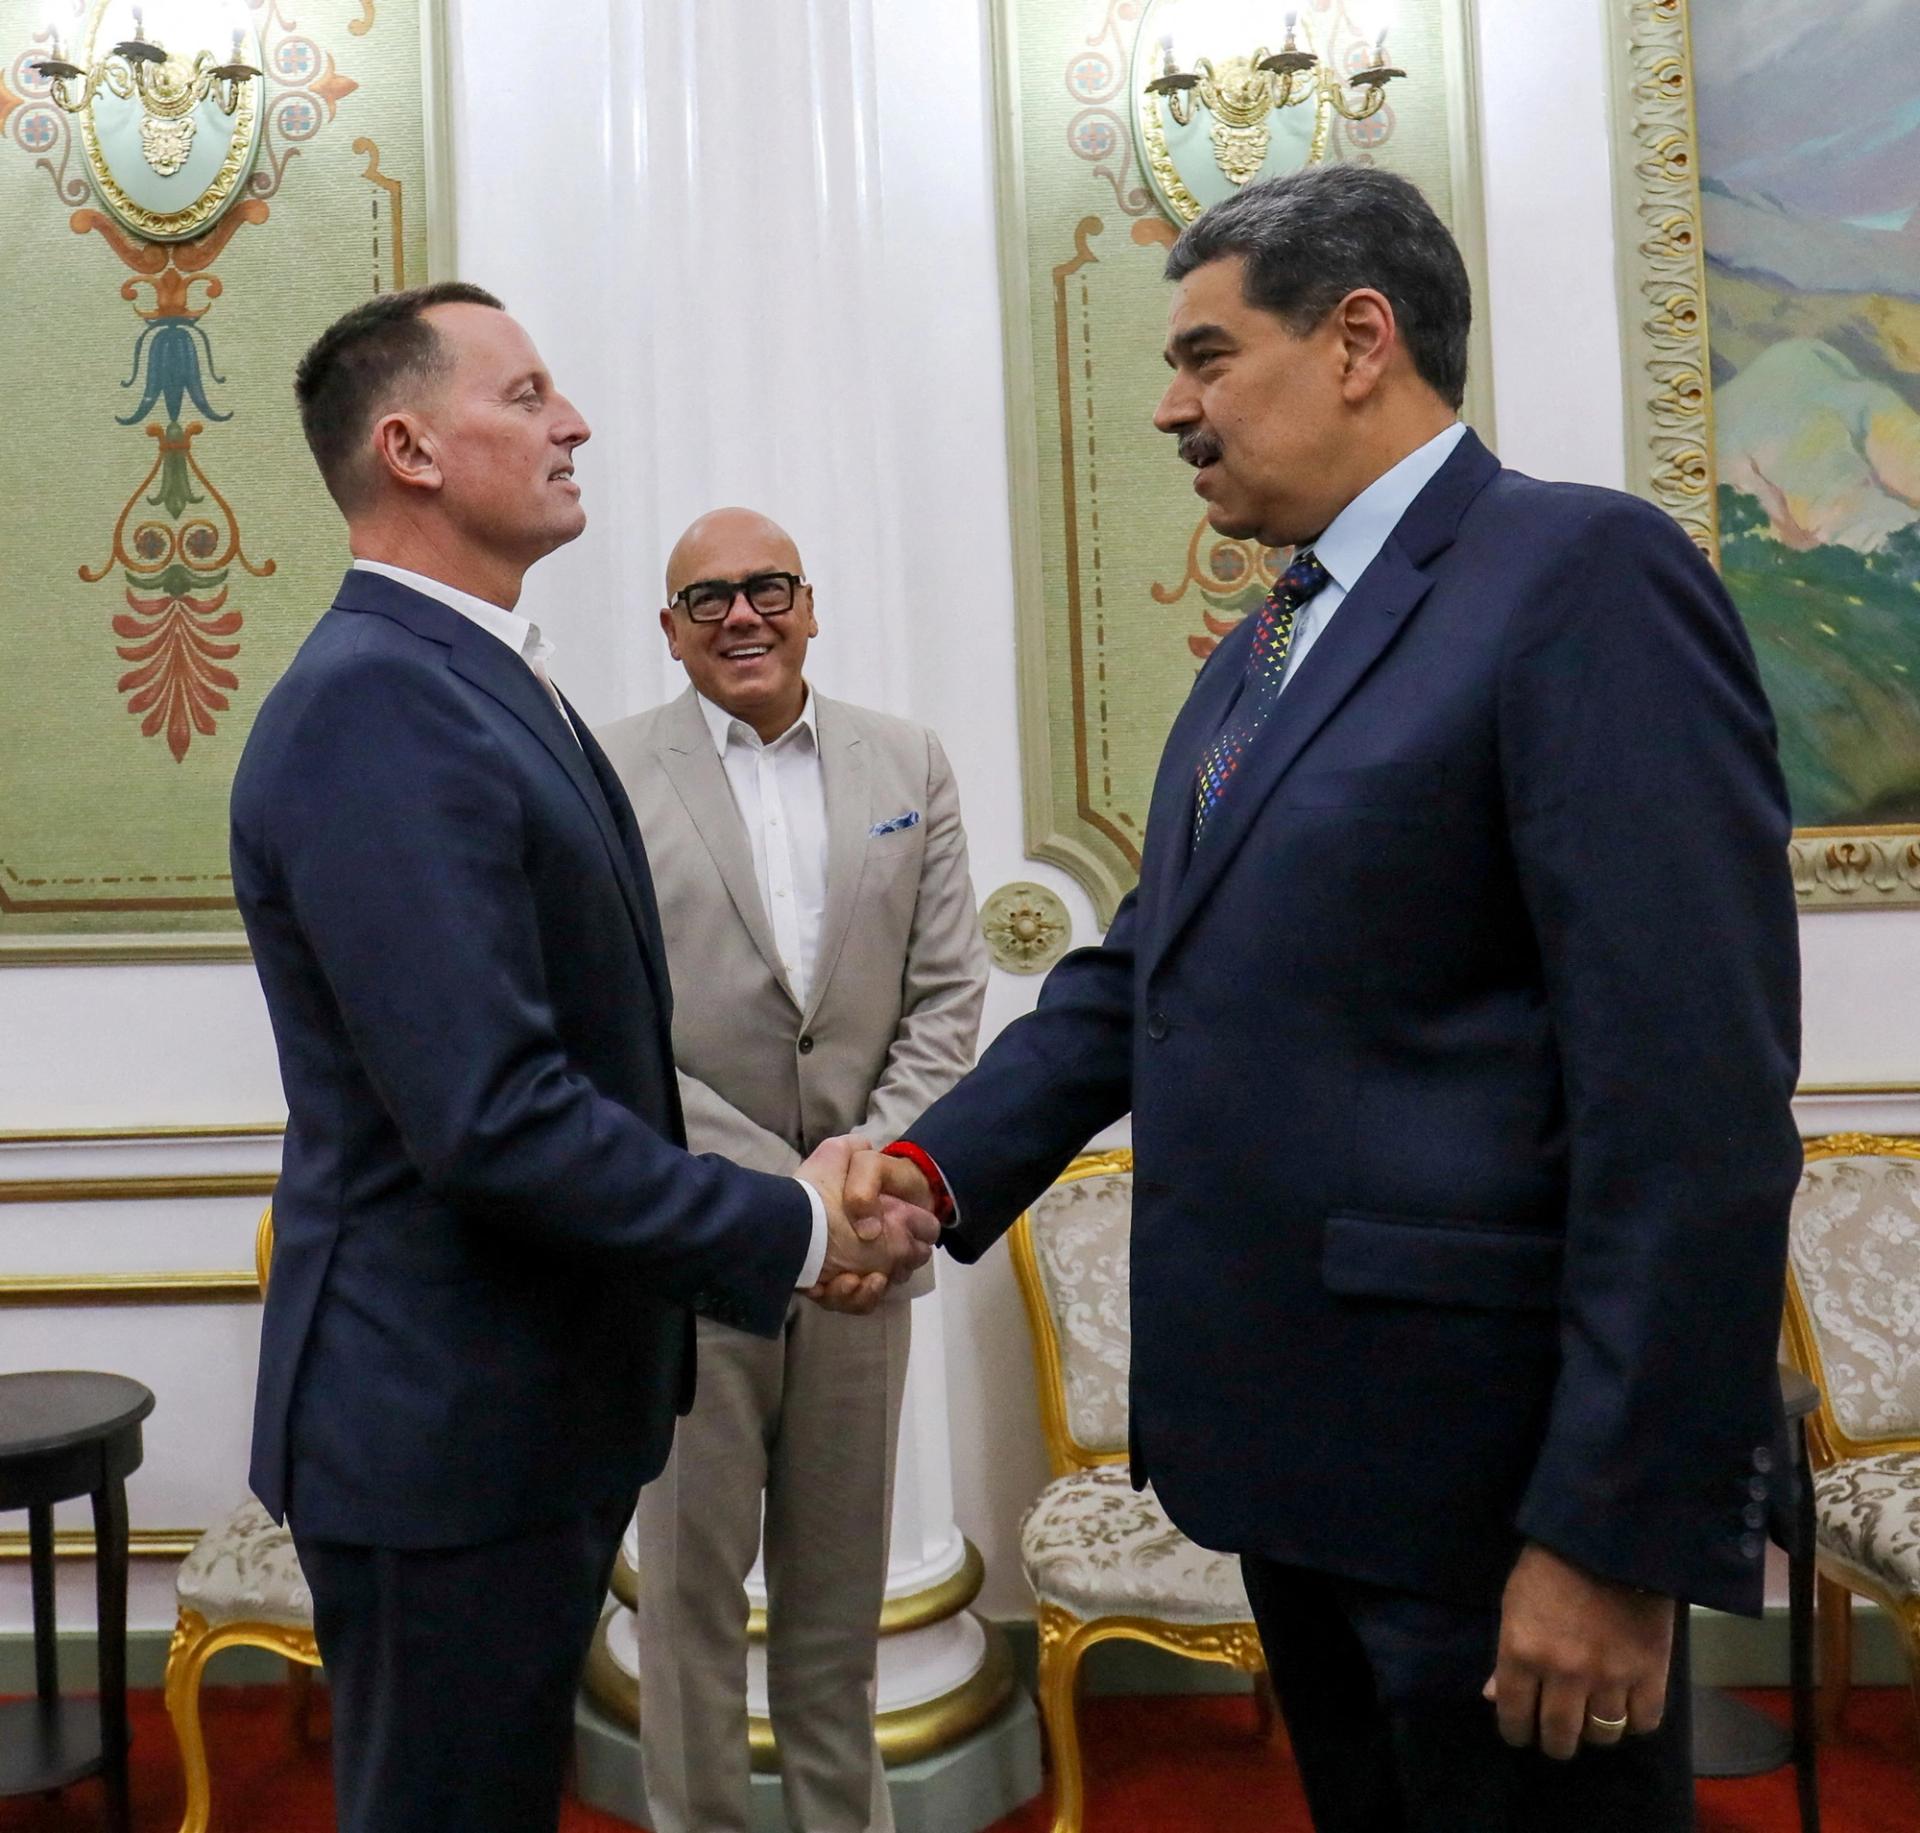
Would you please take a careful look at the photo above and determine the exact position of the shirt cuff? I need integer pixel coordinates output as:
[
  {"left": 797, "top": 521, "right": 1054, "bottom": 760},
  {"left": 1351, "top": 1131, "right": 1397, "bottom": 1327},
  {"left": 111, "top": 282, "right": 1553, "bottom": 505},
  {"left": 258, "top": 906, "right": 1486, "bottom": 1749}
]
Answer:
[{"left": 792, "top": 1176, "right": 829, "bottom": 1288}]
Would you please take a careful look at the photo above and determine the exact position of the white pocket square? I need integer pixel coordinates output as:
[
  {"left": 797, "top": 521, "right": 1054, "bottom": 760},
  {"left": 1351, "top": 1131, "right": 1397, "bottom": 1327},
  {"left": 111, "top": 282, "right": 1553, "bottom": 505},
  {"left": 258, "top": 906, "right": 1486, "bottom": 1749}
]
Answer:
[{"left": 870, "top": 810, "right": 921, "bottom": 837}]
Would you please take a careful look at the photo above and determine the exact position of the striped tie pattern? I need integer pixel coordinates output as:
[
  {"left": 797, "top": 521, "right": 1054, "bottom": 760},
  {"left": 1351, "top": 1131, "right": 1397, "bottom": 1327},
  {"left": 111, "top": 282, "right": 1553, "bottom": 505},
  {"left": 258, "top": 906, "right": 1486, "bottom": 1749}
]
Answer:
[{"left": 1192, "top": 549, "right": 1332, "bottom": 841}]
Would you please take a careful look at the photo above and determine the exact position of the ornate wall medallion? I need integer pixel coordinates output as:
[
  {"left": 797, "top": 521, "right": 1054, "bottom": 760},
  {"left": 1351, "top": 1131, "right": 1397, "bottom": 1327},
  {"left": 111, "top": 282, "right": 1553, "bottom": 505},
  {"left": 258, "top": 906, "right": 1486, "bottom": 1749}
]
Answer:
[
  {"left": 1131, "top": 0, "right": 1408, "bottom": 226},
  {"left": 982, "top": 881, "right": 1073, "bottom": 975},
  {"left": 68, "top": 0, "right": 266, "bottom": 243}
]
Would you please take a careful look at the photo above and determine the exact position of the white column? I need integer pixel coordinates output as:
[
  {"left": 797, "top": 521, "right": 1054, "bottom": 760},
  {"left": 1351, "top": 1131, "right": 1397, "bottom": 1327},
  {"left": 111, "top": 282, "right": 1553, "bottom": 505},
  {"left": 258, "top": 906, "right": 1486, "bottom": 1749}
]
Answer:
[{"left": 448, "top": 0, "right": 994, "bottom": 1734}]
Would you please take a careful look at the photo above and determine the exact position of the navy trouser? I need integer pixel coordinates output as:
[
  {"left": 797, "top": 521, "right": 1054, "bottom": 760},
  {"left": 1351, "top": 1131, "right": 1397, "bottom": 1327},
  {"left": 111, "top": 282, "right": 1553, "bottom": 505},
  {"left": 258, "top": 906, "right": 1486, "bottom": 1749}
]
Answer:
[
  {"left": 292, "top": 1492, "right": 633, "bottom": 1833},
  {"left": 1242, "top": 1556, "right": 1694, "bottom": 1833}
]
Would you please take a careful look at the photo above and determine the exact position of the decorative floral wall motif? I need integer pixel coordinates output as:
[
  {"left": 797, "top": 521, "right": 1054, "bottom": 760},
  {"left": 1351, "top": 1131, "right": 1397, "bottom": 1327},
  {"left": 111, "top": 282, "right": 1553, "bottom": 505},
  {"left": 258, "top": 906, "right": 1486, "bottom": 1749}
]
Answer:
[
  {"left": 0, "top": 0, "right": 434, "bottom": 952},
  {"left": 994, "top": 0, "right": 1489, "bottom": 922}
]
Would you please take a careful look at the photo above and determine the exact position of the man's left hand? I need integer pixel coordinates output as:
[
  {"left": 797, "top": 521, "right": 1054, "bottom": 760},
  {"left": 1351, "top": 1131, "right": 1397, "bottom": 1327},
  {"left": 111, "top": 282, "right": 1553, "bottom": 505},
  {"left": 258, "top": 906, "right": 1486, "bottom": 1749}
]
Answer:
[{"left": 1484, "top": 1542, "right": 1676, "bottom": 1759}]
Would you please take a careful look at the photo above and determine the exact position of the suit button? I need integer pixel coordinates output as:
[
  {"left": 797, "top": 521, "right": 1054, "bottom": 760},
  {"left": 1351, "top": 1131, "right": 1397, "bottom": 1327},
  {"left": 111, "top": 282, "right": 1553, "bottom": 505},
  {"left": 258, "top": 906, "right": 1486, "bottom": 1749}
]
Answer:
[
  {"left": 1743, "top": 1502, "right": 1767, "bottom": 1530},
  {"left": 1739, "top": 1533, "right": 1764, "bottom": 1561},
  {"left": 1146, "top": 1012, "right": 1170, "bottom": 1041},
  {"left": 1748, "top": 1476, "right": 1769, "bottom": 1502},
  {"left": 798, "top": 1036, "right": 814, "bottom": 1055},
  {"left": 1752, "top": 1446, "right": 1774, "bottom": 1474}
]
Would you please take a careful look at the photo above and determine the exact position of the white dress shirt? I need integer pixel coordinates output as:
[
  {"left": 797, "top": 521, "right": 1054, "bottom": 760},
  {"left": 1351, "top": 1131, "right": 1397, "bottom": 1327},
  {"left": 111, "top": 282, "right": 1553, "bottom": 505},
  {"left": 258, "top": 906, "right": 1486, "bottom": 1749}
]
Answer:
[
  {"left": 1278, "top": 420, "right": 1469, "bottom": 692},
  {"left": 350, "top": 561, "right": 829, "bottom": 1284},
  {"left": 697, "top": 689, "right": 831, "bottom": 1011}
]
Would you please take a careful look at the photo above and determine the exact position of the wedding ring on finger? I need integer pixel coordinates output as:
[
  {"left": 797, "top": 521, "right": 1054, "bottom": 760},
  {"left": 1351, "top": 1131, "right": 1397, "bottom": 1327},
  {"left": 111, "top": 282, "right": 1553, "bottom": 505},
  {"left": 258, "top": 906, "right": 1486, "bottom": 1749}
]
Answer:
[{"left": 1584, "top": 1710, "right": 1630, "bottom": 1738}]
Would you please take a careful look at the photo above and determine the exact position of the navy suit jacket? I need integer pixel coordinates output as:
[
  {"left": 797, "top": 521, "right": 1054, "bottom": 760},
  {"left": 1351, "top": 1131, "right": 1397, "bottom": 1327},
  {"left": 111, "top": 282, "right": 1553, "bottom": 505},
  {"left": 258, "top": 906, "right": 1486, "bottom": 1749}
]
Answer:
[
  {"left": 910, "top": 432, "right": 1801, "bottom": 1614},
  {"left": 232, "top": 568, "right": 813, "bottom": 1549}
]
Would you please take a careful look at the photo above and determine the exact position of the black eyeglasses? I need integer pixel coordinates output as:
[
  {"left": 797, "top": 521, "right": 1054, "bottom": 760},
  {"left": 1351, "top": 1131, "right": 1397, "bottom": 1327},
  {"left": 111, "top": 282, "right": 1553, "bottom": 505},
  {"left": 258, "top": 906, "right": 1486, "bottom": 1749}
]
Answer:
[{"left": 670, "top": 571, "right": 807, "bottom": 623}]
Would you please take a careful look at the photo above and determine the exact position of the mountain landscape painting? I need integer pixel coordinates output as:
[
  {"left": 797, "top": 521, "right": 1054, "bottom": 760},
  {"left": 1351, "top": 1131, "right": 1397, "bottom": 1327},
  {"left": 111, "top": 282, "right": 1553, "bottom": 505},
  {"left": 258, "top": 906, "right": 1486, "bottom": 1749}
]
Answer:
[{"left": 1692, "top": 0, "right": 1920, "bottom": 829}]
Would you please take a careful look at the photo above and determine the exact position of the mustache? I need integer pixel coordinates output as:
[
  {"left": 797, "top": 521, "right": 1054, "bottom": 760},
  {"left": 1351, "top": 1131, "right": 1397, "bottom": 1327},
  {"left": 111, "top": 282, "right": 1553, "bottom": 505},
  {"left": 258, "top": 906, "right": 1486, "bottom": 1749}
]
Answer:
[{"left": 1177, "top": 429, "right": 1223, "bottom": 469}]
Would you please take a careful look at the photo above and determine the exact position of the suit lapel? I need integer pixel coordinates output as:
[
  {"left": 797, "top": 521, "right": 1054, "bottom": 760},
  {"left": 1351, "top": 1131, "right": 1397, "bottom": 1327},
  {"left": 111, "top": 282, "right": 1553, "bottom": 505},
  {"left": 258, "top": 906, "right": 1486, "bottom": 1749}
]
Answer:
[
  {"left": 1147, "top": 429, "right": 1502, "bottom": 976},
  {"left": 805, "top": 696, "right": 869, "bottom": 1026},
  {"left": 330, "top": 568, "right": 674, "bottom": 1011},
  {"left": 572, "top": 711, "right": 674, "bottom": 1017},
  {"left": 654, "top": 689, "right": 798, "bottom": 1006},
  {"left": 1136, "top": 632, "right": 1250, "bottom": 952}
]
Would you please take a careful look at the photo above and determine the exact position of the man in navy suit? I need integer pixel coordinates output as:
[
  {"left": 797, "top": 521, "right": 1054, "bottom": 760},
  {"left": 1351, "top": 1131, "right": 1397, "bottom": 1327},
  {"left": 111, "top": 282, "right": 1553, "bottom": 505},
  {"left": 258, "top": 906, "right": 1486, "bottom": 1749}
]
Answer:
[
  {"left": 851, "top": 168, "right": 1801, "bottom": 1829},
  {"left": 230, "top": 282, "right": 936, "bottom": 1833}
]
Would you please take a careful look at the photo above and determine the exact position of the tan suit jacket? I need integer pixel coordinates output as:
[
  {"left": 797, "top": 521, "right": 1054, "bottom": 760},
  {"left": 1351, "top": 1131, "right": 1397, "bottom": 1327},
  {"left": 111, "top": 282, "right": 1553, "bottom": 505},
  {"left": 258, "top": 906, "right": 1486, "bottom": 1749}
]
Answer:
[{"left": 597, "top": 685, "right": 987, "bottom": 1296}]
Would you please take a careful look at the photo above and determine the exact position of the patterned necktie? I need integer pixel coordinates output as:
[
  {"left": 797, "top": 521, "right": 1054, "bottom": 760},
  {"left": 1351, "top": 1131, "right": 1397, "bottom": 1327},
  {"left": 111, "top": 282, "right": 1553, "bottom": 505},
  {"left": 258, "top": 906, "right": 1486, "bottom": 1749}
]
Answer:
[{"left": 1192, "top": 549, "right": 1332, "bottom": 841}]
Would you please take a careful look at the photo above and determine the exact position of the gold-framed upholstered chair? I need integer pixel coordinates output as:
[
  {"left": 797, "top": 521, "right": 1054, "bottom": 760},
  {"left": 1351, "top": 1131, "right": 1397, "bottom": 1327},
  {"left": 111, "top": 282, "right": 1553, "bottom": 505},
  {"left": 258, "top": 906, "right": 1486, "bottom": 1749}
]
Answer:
[
  {"left": 1780, "top": 1134, "right": 1920, "bottom": 1775},
  {"left": 1010, "top": 1148, "right": 1272, "bottom": 1833},
  {"left": 163, "top": 1205, "right": 322, "bottom": 1833}
]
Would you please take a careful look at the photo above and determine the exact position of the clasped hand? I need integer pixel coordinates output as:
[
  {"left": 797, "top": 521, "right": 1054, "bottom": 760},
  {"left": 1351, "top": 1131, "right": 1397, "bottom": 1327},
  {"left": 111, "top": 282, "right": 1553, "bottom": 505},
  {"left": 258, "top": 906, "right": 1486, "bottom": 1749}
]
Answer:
[{"left": 795, "top": 1136, "right": 941, "bottom": 1315}]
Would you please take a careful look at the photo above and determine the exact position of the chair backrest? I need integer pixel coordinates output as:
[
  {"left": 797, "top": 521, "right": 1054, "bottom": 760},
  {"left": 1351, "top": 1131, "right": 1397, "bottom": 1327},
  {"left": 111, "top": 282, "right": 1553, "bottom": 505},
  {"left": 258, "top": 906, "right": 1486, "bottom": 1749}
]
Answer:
[
  {"left": 255, "top": 1203, "right": 274, "bottom": 1297},
  {"left": 1008, "top": 1149, "right": 1133, "bottom": 1476},
  {"left": 1784, "top": 1134, "right": 1920, "bottom": 1466}
]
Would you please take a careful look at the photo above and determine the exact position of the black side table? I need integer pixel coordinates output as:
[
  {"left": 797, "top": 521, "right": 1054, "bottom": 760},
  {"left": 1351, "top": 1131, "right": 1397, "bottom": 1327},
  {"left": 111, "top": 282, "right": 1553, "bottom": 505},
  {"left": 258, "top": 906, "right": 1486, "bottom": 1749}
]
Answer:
[
  {"left": 1690, "top": 1362, "right": 1820, "bottom": 1833},
  {"left": 0, "top": 1371, "right": 156, "bottom": 1833}
]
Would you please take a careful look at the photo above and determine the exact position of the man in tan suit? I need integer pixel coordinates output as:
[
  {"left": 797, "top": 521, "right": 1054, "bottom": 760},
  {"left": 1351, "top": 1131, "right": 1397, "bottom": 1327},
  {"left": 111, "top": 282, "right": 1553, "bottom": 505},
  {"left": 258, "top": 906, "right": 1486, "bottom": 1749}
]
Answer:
[{"left": 598, "top": 508, "right": 987, "bottom": 1833}]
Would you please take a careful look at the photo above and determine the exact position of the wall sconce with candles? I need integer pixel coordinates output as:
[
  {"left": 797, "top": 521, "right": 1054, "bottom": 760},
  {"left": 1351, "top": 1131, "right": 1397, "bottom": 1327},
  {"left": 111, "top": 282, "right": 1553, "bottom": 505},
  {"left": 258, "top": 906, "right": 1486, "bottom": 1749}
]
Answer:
[
  {"left": 1130, "top": 0, "right": 1410, "bottom": 224},
  {"left": 21, "top": 0, "right": 265, "bottom": 239}
]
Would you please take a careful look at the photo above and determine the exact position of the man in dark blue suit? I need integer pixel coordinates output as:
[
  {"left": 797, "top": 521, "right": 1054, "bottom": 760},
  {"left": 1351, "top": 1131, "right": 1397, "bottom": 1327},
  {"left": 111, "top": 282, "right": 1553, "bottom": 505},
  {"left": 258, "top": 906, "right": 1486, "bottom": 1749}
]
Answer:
[
  {"left": 230, "top": 283, "right": 936, "bottom": 1833},
  {"left": 851, "top": 168, "right": 1801, "bottom": 1829}
]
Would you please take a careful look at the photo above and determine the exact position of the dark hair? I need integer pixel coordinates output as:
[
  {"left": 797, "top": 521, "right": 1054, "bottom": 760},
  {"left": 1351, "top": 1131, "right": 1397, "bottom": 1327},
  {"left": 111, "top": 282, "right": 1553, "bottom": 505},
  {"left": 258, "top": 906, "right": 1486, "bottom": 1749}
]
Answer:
[
  {"left": 293, "top": 281, "right": 504, "bottom": 508},
  {"left": 1165, "top": 165, "right": 1471, "bottom": 409}
]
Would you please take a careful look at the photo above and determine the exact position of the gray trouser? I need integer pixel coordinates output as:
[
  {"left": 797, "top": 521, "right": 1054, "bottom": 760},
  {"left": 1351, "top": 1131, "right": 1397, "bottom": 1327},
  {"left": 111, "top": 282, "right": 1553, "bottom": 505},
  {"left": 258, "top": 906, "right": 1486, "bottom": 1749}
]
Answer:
[{"left": 635, "top": 1295, "right": 911, "bottom": 1833}]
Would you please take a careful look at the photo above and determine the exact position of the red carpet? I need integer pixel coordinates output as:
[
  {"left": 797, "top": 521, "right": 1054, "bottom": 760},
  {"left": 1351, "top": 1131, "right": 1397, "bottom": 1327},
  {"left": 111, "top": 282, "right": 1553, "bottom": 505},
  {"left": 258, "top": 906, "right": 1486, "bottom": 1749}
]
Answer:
[{"left": 0, "top": 1685, "right": 1910, "bottom": 1830}]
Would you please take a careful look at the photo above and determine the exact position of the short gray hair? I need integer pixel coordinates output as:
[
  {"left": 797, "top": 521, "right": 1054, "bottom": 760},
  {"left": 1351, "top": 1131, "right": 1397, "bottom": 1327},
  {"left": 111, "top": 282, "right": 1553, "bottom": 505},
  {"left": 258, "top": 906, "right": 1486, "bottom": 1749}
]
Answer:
[{"left": 1165, "top": 165, "right": 1471, "bottom": 409}]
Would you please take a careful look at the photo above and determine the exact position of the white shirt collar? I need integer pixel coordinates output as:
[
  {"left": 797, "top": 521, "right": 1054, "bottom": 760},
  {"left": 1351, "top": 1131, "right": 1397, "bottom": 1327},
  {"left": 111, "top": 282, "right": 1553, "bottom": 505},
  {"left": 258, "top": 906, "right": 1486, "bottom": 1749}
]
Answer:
[
  {"left": 1310, "top": 422, "right": 1469, "bottom": 596},
  {"left": 351, "top": 558, "right": 553, "bottom": 668},
  {"left": 696, "top": 686, "right": 818, "bottom": 756}
]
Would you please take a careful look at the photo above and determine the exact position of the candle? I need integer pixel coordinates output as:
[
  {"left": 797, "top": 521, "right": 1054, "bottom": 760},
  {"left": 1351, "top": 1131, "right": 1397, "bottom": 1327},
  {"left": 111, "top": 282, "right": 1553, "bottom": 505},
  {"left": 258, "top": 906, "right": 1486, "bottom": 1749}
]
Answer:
[
  {"left": 130, "top": 5, "right": 144, "bottom": 41},
  {"left": 1159, "top": 31, "right": 1176, "bottom": 75}
]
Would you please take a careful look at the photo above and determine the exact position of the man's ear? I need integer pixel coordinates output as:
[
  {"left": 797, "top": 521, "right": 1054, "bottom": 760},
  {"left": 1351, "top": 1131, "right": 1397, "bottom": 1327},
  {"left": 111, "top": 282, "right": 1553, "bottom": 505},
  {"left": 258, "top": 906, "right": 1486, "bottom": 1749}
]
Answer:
[
  {"left": 369, "top": 410, "right": 443, "bottom": 495},
  {"left": 658, "top": 606, "right": 682, "bottom": 661},
  {"left": 1334, "top": 288, "right": 1397, "bottom": 404}
]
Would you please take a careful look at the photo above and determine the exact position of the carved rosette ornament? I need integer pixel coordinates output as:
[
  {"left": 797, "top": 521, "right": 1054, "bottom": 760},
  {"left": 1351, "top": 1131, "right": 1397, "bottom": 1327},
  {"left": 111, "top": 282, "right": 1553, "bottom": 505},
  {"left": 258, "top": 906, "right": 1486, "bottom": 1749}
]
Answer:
[{"left": 981, "top": 881, "right": 1073, "bottom": 975}]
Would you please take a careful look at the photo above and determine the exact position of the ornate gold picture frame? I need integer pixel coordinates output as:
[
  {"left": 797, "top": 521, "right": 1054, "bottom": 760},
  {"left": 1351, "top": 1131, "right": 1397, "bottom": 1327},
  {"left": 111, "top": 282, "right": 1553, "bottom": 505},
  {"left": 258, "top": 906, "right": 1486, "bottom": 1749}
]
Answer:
[{"left": 1608, "top": 0, "right": 1920, "bottom": 908}]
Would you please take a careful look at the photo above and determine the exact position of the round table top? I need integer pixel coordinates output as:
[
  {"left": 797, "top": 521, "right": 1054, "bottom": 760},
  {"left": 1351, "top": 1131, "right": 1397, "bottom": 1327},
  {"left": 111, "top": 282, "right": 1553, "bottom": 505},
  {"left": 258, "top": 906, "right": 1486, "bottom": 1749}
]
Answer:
[{"left": 0, "top": 1372, "right": 155, "bottom": 1461}]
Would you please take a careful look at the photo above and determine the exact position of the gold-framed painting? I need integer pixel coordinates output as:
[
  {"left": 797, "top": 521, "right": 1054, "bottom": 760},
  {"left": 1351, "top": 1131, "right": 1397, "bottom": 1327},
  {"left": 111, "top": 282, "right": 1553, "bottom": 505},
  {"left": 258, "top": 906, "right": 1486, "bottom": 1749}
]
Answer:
[
  {"left": 989, "top": 0, "right": 1493, "bottom": 925},
  {"left": 0, "top": 0, "right": 452, "bottom": 964},
  {"left": 1609, "top": 0, "right": 1920, "bottom": 908}
]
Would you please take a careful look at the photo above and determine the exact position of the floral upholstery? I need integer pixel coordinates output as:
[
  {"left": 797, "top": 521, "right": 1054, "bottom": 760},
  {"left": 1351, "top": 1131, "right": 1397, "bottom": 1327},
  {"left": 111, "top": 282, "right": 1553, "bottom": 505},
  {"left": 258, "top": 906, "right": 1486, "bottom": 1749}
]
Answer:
[
  {"left": 1791, "top": 1154, "right": 1920, "bottom": 1443},
  {"left": 175, "top": 1497, "right": 312, "bottom": 1631},
  {"left": 1026, "top": 1171, "right": 1133, "bottom": 1455},
  {"left": 1813, "top": 1451, "right": 1920, "bottom": 1599},
  {"left": 1021, "top": 1466, "right": 1252, "bottom": 1626}
]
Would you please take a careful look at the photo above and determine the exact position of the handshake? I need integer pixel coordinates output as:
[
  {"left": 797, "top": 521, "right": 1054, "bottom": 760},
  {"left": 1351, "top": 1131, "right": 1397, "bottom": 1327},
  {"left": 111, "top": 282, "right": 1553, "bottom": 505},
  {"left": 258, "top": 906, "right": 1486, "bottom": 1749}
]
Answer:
[{"left": 795, "top": 1136, "right": 940, "bottom": 1315}]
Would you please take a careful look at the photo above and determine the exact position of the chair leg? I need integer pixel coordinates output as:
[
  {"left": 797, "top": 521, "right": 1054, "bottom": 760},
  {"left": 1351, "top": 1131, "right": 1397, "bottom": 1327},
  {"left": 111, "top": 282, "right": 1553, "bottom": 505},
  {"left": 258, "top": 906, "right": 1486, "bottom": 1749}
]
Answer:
[
  {"left": 1253, "top": 1669, "right": 1284, "bottom": 1745},
  {"left": 1817, "top": 1577, "right": 1853, "bottom": 1741},
  {"left": 1896, "top": 1604, "right": 1920, "bottom": 1806},
  {"left": 286, "top": 1657, "right": 317, "bottom": 1744},
  {"left": 1037, "top": 1607, "right": 1091, "bottom": 1833},
  {"left": 163, "top": 1610, "right": 219, "bottom": 1833}
]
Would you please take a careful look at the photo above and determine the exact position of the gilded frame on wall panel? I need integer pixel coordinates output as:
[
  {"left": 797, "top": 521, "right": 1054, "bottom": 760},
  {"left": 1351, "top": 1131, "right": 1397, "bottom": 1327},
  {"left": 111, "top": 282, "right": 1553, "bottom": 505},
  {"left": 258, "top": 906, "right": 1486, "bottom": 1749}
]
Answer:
[
  {"left": 0, "top": 0, "right": 456, "bottom": 967},
  {"left": 989, "top": 0, "right": 1495, "bottom": 925},
  {"left": 1608, "top": 0, "right": 1920, "bottom": 909}
]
